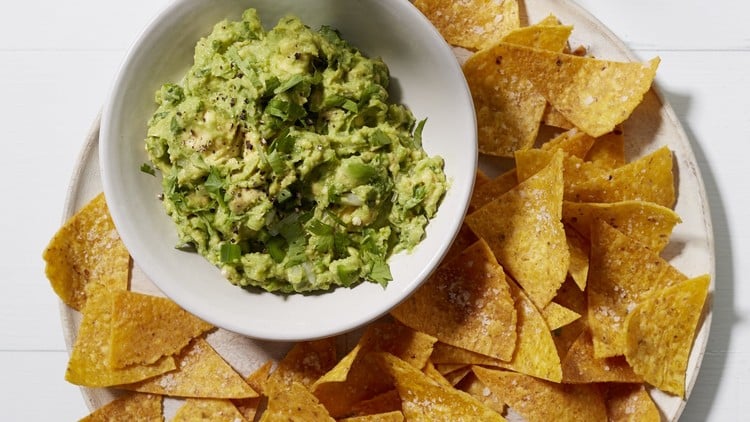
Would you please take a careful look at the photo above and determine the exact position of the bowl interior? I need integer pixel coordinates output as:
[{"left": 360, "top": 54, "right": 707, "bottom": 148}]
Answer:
[{"left": 100, "top": 0, "right": 477, "bottom": 341}]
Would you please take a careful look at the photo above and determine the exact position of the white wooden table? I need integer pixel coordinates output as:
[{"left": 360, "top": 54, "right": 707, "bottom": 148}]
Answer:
[{"left": 2, "top": 1, "right": 747, "bottom": 420}]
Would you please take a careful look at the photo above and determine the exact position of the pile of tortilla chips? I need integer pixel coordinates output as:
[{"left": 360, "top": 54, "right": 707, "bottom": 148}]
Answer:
[{"left": 45, "top": 1, "right": 712, "bottom": 420}]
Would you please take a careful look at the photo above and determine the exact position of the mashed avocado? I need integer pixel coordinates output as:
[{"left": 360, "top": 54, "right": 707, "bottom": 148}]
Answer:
[{"left": 145, "top": 9, "right": 447, "bottom": 293}]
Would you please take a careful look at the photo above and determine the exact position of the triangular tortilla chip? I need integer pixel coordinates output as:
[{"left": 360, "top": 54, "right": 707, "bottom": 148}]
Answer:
[
  {"left": 43, "top": 192, "right": 129, "bottom": 311},
  {"left": 413, "top": 0, "right": 520, "bottom": 50},
  {"left": 65, "top": 291, "right": 176, "bottom": 387},
  {"left": 390, "top": 239, "right": 516, "bottom": 360},
  {"left": 430, "top": 342, "right": 505, "bottom": 367},
  {"left": 604, "top": 383, "right": 661, "bottom": 422},
  {"left": 561, "top": 329, "right": 641, "bottom": 383},
  {"left": 469, "top": 169, "right": 518, "bottom": 212},
  {"left": 541, "top": 128, "right": 596, "bottom": 159},
  {"left": 79, "top": 393, "right": 162, "bottom": 422},
  {"left": 233, "top": 360, "right": 275, "bottom": 421},
  {"left": 348, "top": 390, "right": 402, "bottom": 417},
  {"left": 514, "top": 148, "right": 609, "bottom": 199},
  {"left": 375, "top": 353, "right": 504, "bottom": 421},
  {"left": 564, "top": 226, "right": 590, "bottom": 290},
  {"left": 265, "top": 338, "right": 337, "bottom": 395},
  {"left": 108, "top": 290, "right": 213, "bottom": 368},
  {"left": 585, "top": 126, "right": 626, "bottom": 168},
  {"left": 487, "top": 42, "right": 659, "bottom": 137},
  {"left": 563, "top": 200, "right": 681, "bottom": 252},
  {"left": 587, "top": 221, "right": 688, "bottom": 358},
  {"left": 472, "top": 366, "right": 607, "bottom": 421},
  {"left": 466, "top": 150, "right": 568, "bottom": 309},
  {"left": 458, "top": 372, "right": 508, "bottom": 414},
  {"left": 624, "top": 275, "right": 710, "bottom": 397},
  {"left": 122, "top": 338, "right": 257, "bottom": 399},
  {"left": 338, "top": 411, "right": 405, "bottom": 422},
  {"left": 262, "top": 382, "right": 334, "bottom": 422},
  {"left": 463, "top": 24, "right": 572, "bottom": 156},
  {"left": 172, "top": 398, "right": 248, "bottom": 422},
  {"left": 541, "top": 301, "right": 581, "bottom": 331}
]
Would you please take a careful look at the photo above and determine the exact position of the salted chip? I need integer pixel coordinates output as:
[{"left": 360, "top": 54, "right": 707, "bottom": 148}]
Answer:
[
  {"left": 423, "top": 361, "right": 454, "bottom": 388},
  {"left": 108, "top": 290, "right": 213, "bottom": 368},
  {"left": 65, "top": 291, "right": 176, "bottom": 387},
  {"left": 541, "top": 301, "right": 580, "bottom": 331},
  {"left": 469, "top": 169, "right": 518, "bottom": 212},
  {"left": 262, "top": 381, "right": 334, "bottom": 422},
  {"left": 572, "top": 146, "right": 676, "bottom": 208},
  {"left": 563, "top": 200, "right": 681, "bottom": 251},
  {"left": 561, "top": 329, "right": 641, "bottom": 383},
  {"left": 515, "top": 148, "right": 609, "bottom": 199},
  {"left": 43, "top": 192, "right": 129, "bottom": 311},
  {"left": 458, "top": 373, "right": 507, "bottom": 414},
  {"left": 550, "top": 278, "right": 588, "bottom": 360},
  {"left": 472, "top": 366, "right": 607, "bottom": 421},
  {"left": 588, "top": 220, "right": 688, "bottom": 358},
  {"left": 313, "top": 323, "right": 436, "bottom": 418},
  {"left": 339, "top": 411, "right": 405, "bottom": 422},
  {"left": 79, "top": 393, "right": 162, "bottom": 422},
  {"left": 463, "top": 24, "right": 572, "bottom": 157},
  {"left": 413, "top": 0, "right": 520, "bottom": 50},
  {"left": 605, "top": 383, "right": 660, "bottom": 422},
  {"left": 495, "top": 279, "right": 562, "bottom": 382},
  {"left": 565, "top": 226, "right": 589, "bottom": 290},
  {"left": 233, "top": 361, "right": 275, "bottom": 421},
  {"left": 466, "top": 151, "right": 568, "bottom": 309},
  {"left": 487, "top": 42, "right": 659, "bottom": 137},
  {"left": 265, "top": 338, "right": 337, "bottom": 395},
  {"left": 585, "top": 126, "right": 626, "bottom": 168},
  {"left": 625, "top": 275, "right": 711, "bottom": 397},
  {"left": 390, "top": 239, "right": 517, "bottom": 360},
  {"left": 122, "top": 338, "right": 257, "bottom": 399},
  {"left": 375, "top": 353, "right": 504, "bottom": 421},
  {"left": 430, "top": 342, "right": 504, "bottom": 367},
  {"left": 540, "top": 128, "right": 596, "bottom": 159},
  {"left": 349, "top": 390, "right": 402, "bottom": 417},
  {"left": 542, "top": 105, "right": 575, "bottom": 129},
  {"left": 173, "top": 398, "right": 248, "bottom": 422}
]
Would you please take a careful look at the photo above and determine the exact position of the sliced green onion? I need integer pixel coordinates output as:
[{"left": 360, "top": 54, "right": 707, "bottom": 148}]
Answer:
[{"left": 220, "top": 243, "right": 242, "bottom": 263}]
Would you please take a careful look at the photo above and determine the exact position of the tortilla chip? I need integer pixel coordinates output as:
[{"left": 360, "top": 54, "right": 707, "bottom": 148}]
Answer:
[
  {"left": 541, "top": 128, "right": 596, "bottom": 158},
  {"left": 563, "top": 200, "right": 681, "bottom": 251},
  {"left": 542, "top": 301, "right": 581, "bottom": 331},
  {"left": 108, "top": 290, "right": 213, "bottom": 368},
  {"left": 472, "top": 366, "right": 607, "bottom": 421},
  {"left": 624, "top": 275, "right": 711, "bottom": 397},
  {"left": 475, "top": 169, "right": 492, "bottom": 188},
  {"left": 375, "top": 353, "right": 505, "bottom": 421},
  {"left": 172, "top": 398, "right": 248, "bottom": 422},
  {"left": 390, "top": 239, "right": 517, "bottom": 360},
  {"left": 265, "top": 338, "right": 337, "bottom": 395},
  {"left": 422, "top": 360, "right": 454, "bottom": 388},
  {"left": 79, "top": 393, "right": 162, "bottom": 422},
  {"left": 586, "top": 126, "right": 626, "bottom": 168},
  {"left": 349, "top": 390, "right": 402, "bottom": 417},
  {"left": 413, "top": 0, "right": 520, "bottom": 50},
  {"left": 565, "top": 226, "right": 590, "bottom": 290},
  {"left": 262, "top": 382, "right": 334, "bottom": 422},
  {"left": 338, "top": 411, "right": 405, "bottom": 422},
  {"left": 441, "top": 365, "right": 473, "bottom": 386},
  {"left": 515, "top": 148, "right": 609, "bottom": 200},
  {"left": 430, "top": 342, "right": 504, "bottom": 367},
  {"left": 65, "top": 291, "right": 176, "bottom": 387},
  {"left": 605, "top": 383, "right": 660, "bottom": 422},
  {"left": 561, "top": 329, "right": 642, "bottom": 383},
  {"left": 122, "top": 338, "right": 257, "bottom": 399},
  {"left": 233, "top": 360, "right": 275, "bottom": 421},
  {"left": 542, "top": 104, "right": 575, "bottom": 129},
  {"left": 313, "top": 323, "right": 436, "bottom": 418},
  {"left": 463, "top": 24, "right": 572, "bottom": 157},
  {"left": 466, "top": 151, "right": 568, "bottom": 309},
  {"left": 587, "top": 220, "right": 688, "bottom": 358},
  {"left": 487, "top": 42, "right": 659, "bottom": 137},
  {"left": 457, "top": 373, "right": 507, "bottom": 414},
  {"left": 43, "top": 192, "right": 129, "bottom": 311},
  {"left": 469, "top": 169, "right": 518, "bottom": 212},
  {"left": 443, "top": 223, "right": 479, "bottom": 262}
]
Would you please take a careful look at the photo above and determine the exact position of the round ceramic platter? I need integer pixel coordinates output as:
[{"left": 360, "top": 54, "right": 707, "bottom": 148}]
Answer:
[{"left": 60, "top": 0, "right": 715, "bottom": 419}]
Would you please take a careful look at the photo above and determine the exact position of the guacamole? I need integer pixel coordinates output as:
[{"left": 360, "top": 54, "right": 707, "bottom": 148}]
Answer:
[{"left": 144, "top": 9, "right": 447, "bottom": 293}]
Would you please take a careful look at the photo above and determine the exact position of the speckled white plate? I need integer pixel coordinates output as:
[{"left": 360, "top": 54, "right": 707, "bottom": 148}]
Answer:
[{"left": 60, "top": 0, "right": 714, "bottom": 419}]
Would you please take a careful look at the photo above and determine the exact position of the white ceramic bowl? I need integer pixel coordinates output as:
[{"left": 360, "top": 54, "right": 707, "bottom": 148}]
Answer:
[{"left": 100, "top": 0, "right": 476, "bottom": 341}]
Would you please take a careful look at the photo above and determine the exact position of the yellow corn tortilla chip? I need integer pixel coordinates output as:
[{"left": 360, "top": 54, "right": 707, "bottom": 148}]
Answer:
[
  {"left": 571, "top": 146, "right": 676, "bottom": 208},
  {"left": 587, "top": 220, "right": 688, "bottom": 358},
  {"left": 457, "top": 372, "right": 507, "bottom": 414},
  {"left": 441, "top": 365, "right": 473, "bottom": 387},
  {"left": 466, "top": 150, "right": 568, "bottom": 309},
  {"left": 475, "top": 168, "right": 492, "bottom": 188},
  {"left": 515, "top": 148, "right": 609, "bottom": 200},
  {"left": 108, "top": 290, "right": 213, "bottom": 368},
  {"left": 487, "top": 42, "right": 659, "bottom": 137},
  {"left": 43, "top": 192, "right": 129, "bottom": 311},
  {"left": 122, "top": 338, "right": 257, "bottom": 399},
  {"left": 468, "top": 169, "right": 518, "bottom": 212},
  {"left": 542, "top": 104, "right": 575, "bottom": 129},
  {"left": 472, "top": 366, "right": 607, "bottom": 421},
  {"left": 604, "top": 383, "right": 661, "bottom": 422},
  {"left": 585, "top": 126, "right": 626, "bottom": 168},
  {"left": 550, "top": 277, "right": 588, "bottom": 360},
  {"left": 561, "top": 329, "right": 642, "bottom": 384},
  {"left": 443, "top": 223, "right": 479, "bottom": 262},
  {"left": 173, "top": 398, "right": 248, "bottom": 422},
  {"left": 563, "top": 200, "right": 681, "bottom": 251},
  {"left": 541, "top": 128, "right": 596, "bottom": 159},
  {"left": 338, "top": 411, "right": 405, "bottom": 422},
  {"left": 430, "top": 342, "right": 505, "bottom": 367},
  {"left": 390, "top": 239, "right": 517, "bottom": 360},
  {"left": 313, "top": 322, "right": 436, "bottom": 418},
  {"left": 265, "top": 338, "right": 337, "bottom": 395},
  {"left": 375, "top": 353, "right": 505, "bottom": 421},
  {"left": 422, "top": 360, "right": 454, "bottom": 388},
  {"left": 65, "top": 291, "right": 176, "bottom": 387},
  {"left": 79, "top": 393, "right": 162, "bottom": 422},
  {"left": 349, "top": 390, "right": 402, "bottom": 417},
  {"left": 262, "top": 382, "right": 334, "bottom": 422},
  {"left": 413, "top": 0, "right": 520, "bottom": 50},
  {"left": 565, "top": 226, "right": 590, "bottom": 290},
  {"left": 624, "top": 275, "right": 710, "bottom": 397},
  {"left": 233, "top": 360, "right": 275, "bottom": 421},
  {"left": 542, "top": 301, "right": 581, "bottom": 331},
  {"left": 463, "top": 24, "right": 572, "bottom": 157}
]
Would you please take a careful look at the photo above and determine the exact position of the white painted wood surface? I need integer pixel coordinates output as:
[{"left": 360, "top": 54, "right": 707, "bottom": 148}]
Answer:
[{"left": 2, "top": 0, "right": 747, "bottom": 420}]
